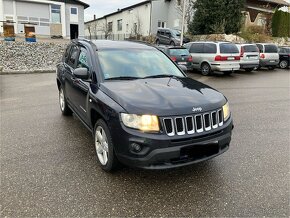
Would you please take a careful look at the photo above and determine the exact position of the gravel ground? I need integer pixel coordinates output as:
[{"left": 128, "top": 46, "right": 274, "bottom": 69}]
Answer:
[{"left": 0, "top": 41, "right": 68, "bottom": 72}]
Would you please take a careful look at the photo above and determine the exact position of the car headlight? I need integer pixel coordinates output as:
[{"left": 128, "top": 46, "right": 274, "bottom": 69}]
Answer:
[
  {"left": 222, "top": 102, "right": 230, "bottom": 121},
  {"left": 121, "top": 113, "right": 160, "bottom": 132}
]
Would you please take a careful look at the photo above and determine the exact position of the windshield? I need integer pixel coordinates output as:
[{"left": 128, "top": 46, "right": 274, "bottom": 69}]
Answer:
[
  {"left": 98, "top": 49, "right": 185, "bottom": 80},
  {"left": 171, "top": 29, "right": 181, "bottom": 37},
  {"left": 169, "top": 48, "right": 190, "bottom": 56},
  {"left": 220, "top": 43, "right": 239, "bottom": 54}
]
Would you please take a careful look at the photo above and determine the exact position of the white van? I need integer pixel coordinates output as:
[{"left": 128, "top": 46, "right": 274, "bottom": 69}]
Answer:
[{"left": 256, "top": 43, "right": 279, "bottom": 70}]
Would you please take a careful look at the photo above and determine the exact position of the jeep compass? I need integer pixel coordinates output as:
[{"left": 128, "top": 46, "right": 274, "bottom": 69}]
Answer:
[{"left": 56, "top": 39, "right": 233, "bottom": 171}]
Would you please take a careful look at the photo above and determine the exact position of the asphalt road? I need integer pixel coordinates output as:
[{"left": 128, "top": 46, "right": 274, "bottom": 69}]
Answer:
[{"left": 0, "top": 69, "right": 289, "bottom": 217}]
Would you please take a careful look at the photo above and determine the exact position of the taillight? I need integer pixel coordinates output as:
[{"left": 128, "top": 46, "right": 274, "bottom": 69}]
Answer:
[
  {"left": 188, "top": 56, "right": 193, "bottom": 62},
  {"left": 171, "top": 56, "right": 177, "bottom": 61},
  {"left": 214, "top": 55, "right": 228, "bottom": 61},
  {"left": 240, "top": 47, "right": 244, "bottom": 57},
  {"left": 260, "top": 54, "right": 265, "bottom": 59},
  {"left": 235, "top": 56, "right": 240, "bottom": 60}
]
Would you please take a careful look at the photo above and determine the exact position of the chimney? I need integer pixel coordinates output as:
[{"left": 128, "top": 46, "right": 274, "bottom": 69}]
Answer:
[{"left": 93, "top": 14, "right": 96, "bottom": 20}]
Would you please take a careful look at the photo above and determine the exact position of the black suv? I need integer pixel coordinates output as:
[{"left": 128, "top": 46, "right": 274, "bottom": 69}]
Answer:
[{"left": 56, "top": 39, "right": 233, "bottom": 172}]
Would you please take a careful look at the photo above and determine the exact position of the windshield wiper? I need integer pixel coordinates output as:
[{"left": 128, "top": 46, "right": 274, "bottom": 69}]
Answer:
[
  {"left": 105, "top": 76, "right": 141, "bottom": 81},
  {"left": 142, "top": 74, "right": 179, "bottom": 79}
]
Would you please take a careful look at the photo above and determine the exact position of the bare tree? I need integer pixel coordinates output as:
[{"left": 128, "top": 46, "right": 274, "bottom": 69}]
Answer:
[
  {"left": 86, "top": 22, "right": 92, "bottom": 39},
  {"left": 91, "top": 19, "right": 112, "bottom": 39},
  {"left": 131, "top": 15, "right": 142, "bottom": 39},
  {"left": 175, "top": 0, "right": 195, "bottom": 31}
]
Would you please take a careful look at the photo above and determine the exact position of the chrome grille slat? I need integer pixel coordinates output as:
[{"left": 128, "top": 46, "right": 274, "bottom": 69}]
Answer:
[{"left": 162, "top": 108, "right": 224, "bottom": 136}]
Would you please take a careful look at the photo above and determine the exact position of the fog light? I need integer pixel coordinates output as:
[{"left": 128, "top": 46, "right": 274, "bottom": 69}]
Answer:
[{"left": 131, "top": 143, "right": 142, "bottom": 152}]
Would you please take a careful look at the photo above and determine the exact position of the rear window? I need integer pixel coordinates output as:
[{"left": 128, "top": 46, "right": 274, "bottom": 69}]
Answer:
[
  {"left": 220, "top": 43, "right": 239, "bottom": 54},
  {"left": 264, "top": 45, "right": 278, "bottom": 53},
  {"left": 169, "top": 48, "right": 190, "bottom": 56},
  {"left": 204, "top": 43, "right": 217, "bottom": 53},
  {"left": 243, "top": 45, "right": 259, "bottom": 53}
]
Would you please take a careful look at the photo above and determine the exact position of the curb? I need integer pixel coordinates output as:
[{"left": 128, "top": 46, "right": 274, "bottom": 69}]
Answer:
[{"left": 0, "top": 70, "right": 55, "bottom": 75}]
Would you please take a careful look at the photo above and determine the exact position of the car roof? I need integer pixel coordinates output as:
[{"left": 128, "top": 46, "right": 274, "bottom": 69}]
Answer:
[{"left": 76, "top": 39, "right": 156, "bottom": 50}]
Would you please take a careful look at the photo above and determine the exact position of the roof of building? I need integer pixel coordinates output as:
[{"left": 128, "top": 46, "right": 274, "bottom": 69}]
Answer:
[
  {"left": 85, "top": 0, "right": 151, "bottom": 24},
  {"left": 51, "top": 0, "right": 89, "bottom": 9}
]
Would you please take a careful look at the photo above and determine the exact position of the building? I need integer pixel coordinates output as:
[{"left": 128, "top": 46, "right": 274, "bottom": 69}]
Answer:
[
  {"left": 85, "top": 0, "right": 191, "bottom": 40},
  {"left": 244, "top": 0, "right": 289, "bottom": 27},
  {"left": 0, "top": 0, "right": 89, "bottom": 39}
]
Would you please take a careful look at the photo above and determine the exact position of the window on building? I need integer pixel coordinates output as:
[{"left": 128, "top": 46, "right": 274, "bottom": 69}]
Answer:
[
  {"left": 71, "top": 7, "right": 78, "bottom": 15},
  {"left": 117, "top": 19, "right": 122, "bottom": 31},
  {"left": 177, "top": 0, "right": 181, "bottom": 6},
  {"left": 51, "top": 4, "right": 61, "bottom": 23},
  {"left": 126, "top": 24, "right": 129, "bottom": 32},
  {"left": 133, "top": 23, "right": 137, "bottom": 34},
  {"left": 158, "top": 21, "right": 166, "bottom": 28},
  {"left": 108, "top": 22, "right": 113, "bottom": 32}
]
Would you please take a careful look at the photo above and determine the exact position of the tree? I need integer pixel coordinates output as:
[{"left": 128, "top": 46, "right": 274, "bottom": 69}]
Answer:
[
  {"left": 174, "top": 0, "right": 195, "bottom": 31},
  {"left": 188, "top": 0, "right": 245, "bottom": 35},
  {"left": 272, "top": 10, "right": 290, "bottom": 37},
  {"left": 94, "top": 19, "right": 112, "bottom": 39}
]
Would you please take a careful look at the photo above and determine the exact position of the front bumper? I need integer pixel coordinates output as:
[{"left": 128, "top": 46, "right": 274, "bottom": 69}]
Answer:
[{"left": 111, "top": 118, "right": 233, "bottom": 169}]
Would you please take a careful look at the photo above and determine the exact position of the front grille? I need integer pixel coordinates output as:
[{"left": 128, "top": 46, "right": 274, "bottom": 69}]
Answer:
[{"left": 162, "top": 109, "right": 223, "bottom": 136}]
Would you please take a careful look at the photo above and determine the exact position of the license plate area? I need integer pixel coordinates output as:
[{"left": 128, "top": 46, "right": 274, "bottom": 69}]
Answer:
[
  {"left": 180, "top": 143, "right": 219, "bottom": 160},
  {"left": 178, "top": 62, "right": 187, "bottom": 65}
]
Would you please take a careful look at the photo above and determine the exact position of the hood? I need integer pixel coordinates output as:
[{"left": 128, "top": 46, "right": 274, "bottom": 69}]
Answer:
[{"left": 100, "top": 77, "right": 226, "bottom": 116}]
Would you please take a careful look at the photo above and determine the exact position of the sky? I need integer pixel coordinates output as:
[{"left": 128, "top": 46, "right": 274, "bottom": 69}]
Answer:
[{"left": 83, "top": 0, "right": 144, "bottom": 22}]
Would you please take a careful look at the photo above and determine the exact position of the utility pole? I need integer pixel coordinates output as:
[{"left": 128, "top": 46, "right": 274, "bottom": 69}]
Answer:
[{"left": 180, "top": 0, "right": 186, "bottom": 46}]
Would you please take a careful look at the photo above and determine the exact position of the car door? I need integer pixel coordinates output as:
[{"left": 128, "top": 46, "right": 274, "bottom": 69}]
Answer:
[
  {"left": 189, "top": 43, "right": 204, "bottom": 69},
  {"left": 165, "top": 30, "right": 171, "bottom": 45},
  {"left": 71, "top": 46, "right": 92, "bottom": 123},
  {"left": 63, "top": 44, "right": 79, "bottom": 111}
]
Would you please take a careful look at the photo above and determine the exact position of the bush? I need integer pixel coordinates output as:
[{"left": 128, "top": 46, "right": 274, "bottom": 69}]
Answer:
[{"left": 239, "top": 27, "right": 272, "bottom": 43}]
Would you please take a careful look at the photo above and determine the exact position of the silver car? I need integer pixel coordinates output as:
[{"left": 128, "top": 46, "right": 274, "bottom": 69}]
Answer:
[
  {"left": 184, "top": 41, "right": 240, "bottom": 76},
  {"left": 236, "top": 44, "right": 260, "bottom": 72},
  {"left": 256, "top": 43, "right": 279, "bottom": 70}
]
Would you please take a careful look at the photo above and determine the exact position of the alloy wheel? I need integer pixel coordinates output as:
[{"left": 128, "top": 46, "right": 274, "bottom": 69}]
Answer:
[{"left": 95, "top": 126, "right": 109, "bottom": 165}]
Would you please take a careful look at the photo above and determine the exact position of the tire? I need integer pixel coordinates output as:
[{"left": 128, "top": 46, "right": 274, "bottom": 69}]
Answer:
[
  {"left": 59, "top": 86, "right": 72, "bottom": 116},
  {"left": 200, "top": 63, "right": 212, "bottom": 76},
  {"left": 170, "top": 41, "right": 175, "bottom": 46},
  {"left": 94, "top": 119, "right": 120, "bottom": 172},
  {"left": 224, "top": 71, "right": 233, "bottom": 75},
  {"left": 156, "top": 39, "right": 160, "bottom": 46},
  {"left": 279, "top": 60, "right": 288, "bottom": 69},
  {"left": 268, "top": 66, "right": 275, "bottom": 70},
  {"left": 245, "top": 68, "right": 254, "bottom": 72}
]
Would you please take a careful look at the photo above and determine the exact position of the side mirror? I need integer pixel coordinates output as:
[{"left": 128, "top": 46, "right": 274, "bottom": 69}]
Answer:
[
  {"left": 178, "top": 64, "right": 187, "bottom": 73},
  {"left": 73, "top": 68, "right": 89, "bottom": 80}
]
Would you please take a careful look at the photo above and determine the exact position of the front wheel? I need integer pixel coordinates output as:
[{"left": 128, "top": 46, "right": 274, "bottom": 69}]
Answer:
[
  {"left": 156, "top": 39, "right": 160, "bottom": 46},
  {"left": 59, "top": 87, "right": 72, "bottom": 116},
  {"left": 170, "top": 41, "right": 175, "bottom": 46},
  {"left": 279, "top": 60, "right": 288, "bottom": 69},
  {"left": 94, "top": 119, "right": 120, "bottom": 172}
]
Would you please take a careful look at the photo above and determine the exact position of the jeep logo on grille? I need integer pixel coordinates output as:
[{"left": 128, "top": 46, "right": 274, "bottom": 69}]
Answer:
[{"left": 192, "top": 107, "right": 203, "bottom": 112}]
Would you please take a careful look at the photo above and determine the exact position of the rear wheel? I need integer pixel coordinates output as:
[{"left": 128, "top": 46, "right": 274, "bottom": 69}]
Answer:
[
  {"left": 59, "top": 87, "right": 72, "bottom": 116},
  {"left": 245, "top": 68, "right": 254, "bottom": 72},
  {"left": 94, "top": 119, "right": 120, "bottom": 172},
  {"left": 279, "top": 60, "right": 288, "bottom": 69},
  {"left": 268, "top": 66, "right": 275, "bottom": 70},
  {"left": 200, "top": 63, "right": 211, "bottom": 76}
]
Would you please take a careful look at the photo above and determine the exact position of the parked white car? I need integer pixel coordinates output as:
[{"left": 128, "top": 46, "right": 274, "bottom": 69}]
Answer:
[
  {"left": 256, "top": 43, "right": 279, "bottom": 70},
  {"left": 236, "top": 44, "right": 260, "bottom": 72},
  {"left": 184, "top": 41, "right": 240, "bottom": 76}
]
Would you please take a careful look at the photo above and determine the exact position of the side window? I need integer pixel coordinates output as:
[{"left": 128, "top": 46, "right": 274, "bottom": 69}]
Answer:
[
  {"left": 160, "top": 31, "right": 164, "bottom": 35},
  {"left": 165, "top": 30, "right": 171, "bottom": 37},
  {"left": 190, "top": 43, "right": 203, "bottom": 53},
  {"left": 257, "top": 44, "right": 263, "bottom": 53},
  {"left": 67, "top": 45, "right": 79, "bottom": 68},
  {"left": 204, "top": 43, "right": 217, "bottom": 54},
  {"left": 77, "top": 47, "right": 90, "bottom": 70}
]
